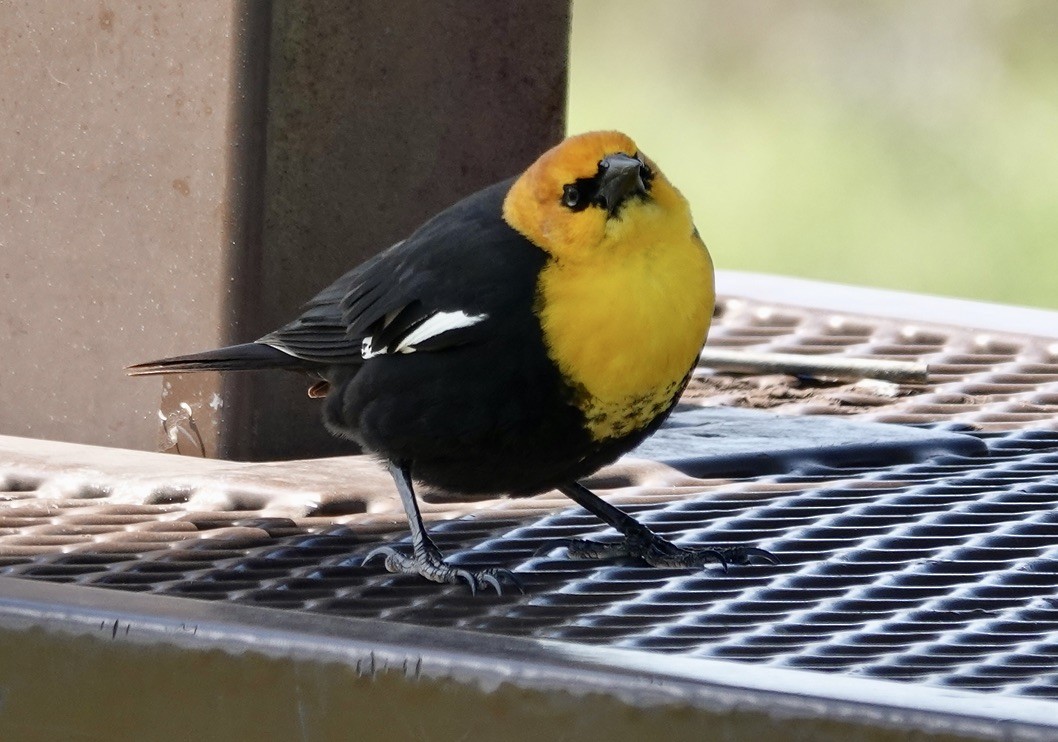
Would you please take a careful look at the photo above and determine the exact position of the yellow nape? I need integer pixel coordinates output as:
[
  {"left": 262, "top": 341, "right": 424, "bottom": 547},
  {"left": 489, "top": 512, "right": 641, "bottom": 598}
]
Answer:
[{"left": 504, "top": 131, "right": 715, "bottom": 441}]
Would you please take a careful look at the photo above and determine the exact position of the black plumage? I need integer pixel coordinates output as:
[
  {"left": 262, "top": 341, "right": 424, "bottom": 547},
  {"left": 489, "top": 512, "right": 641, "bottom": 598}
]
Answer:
[
  {"left": 131, "top": 180, "right": 644, "bottom": 496},
  {"left": 300, "top": 180, "right": 616, "bottom": 495}
]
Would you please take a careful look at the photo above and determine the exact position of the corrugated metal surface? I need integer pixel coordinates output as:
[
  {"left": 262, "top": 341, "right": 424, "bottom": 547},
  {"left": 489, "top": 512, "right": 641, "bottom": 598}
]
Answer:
[{"left": 3, "top": 287, "right": 1058, "bottom": 709}]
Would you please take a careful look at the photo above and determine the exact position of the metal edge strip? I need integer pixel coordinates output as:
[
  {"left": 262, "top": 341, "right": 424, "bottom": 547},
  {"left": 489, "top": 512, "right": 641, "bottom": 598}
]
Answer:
[
  {"left": 717, "top": 270, "right": 1058, "bottom": 340},
  {"left": 0, "top": 576, "right": 1053, "bottom": 740}
]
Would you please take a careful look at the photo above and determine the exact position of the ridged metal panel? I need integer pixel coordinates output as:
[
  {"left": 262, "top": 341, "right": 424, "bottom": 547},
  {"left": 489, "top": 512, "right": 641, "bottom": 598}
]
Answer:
[{"left": 3, "top": 292, "right": 1058, "bottom": 703}]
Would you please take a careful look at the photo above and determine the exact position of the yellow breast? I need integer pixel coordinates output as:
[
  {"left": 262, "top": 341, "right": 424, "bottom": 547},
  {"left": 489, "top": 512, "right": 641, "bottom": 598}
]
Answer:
[{"left": 536, "top": 217, "right": 714, "bottom": 441}]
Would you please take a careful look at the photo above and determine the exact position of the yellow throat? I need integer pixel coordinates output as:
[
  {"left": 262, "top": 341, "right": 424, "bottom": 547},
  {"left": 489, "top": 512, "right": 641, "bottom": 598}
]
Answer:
[{"left": 536, "top": 219, "right": 713, "bottom": 441}]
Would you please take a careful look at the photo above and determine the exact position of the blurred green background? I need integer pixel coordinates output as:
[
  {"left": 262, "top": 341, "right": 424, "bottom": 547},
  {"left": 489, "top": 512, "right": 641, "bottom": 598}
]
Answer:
[{"left": 568, "top": 0, "right": 1058, "bottom": 309}]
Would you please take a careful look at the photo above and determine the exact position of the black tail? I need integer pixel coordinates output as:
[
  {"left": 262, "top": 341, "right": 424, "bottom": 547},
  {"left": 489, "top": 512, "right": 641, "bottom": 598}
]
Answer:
[{"left": 125, "top": 342, "right": 308, "bottom": 376}]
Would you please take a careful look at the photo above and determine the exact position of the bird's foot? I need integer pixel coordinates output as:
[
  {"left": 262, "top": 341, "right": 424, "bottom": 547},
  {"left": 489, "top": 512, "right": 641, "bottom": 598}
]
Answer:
[
  {"left": 543, "top": 532, "right": 778, "bottom": 570},
  {"left": 363, "top": 544, "right": 522, "bottom": 595}
]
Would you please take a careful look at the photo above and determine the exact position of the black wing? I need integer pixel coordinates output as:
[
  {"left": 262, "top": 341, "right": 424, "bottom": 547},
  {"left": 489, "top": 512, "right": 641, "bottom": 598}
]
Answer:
[
  {"left": 257, "top": 177, "right": 546, "bottom": 366},
  {"left": 254, "top": 250, "right": 392, "bottom": 366}
]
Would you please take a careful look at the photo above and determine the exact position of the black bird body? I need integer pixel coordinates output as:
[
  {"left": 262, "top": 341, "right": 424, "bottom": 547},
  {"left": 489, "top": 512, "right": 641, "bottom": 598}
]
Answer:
[
  {"left": 140, "top": 179, "right": 670, "bottom": 496},
  {"left": 129, "top": 132, "right": 773, "bottom": 590},
  {"left": 322, "top": 182, "right": 671, "bottom": 496}
]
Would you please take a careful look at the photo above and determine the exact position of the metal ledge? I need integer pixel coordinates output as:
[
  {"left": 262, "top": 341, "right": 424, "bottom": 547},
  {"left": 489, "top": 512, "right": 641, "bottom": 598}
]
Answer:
[
  {"left": 718, "top": 270, "right": 1058, "bottom": 338},
  {"left": 0, "top": 575, "right": 1054, "bottom": 742},
  {"left": 3, "top": 273, "right": 1058, "bottom": 740}
]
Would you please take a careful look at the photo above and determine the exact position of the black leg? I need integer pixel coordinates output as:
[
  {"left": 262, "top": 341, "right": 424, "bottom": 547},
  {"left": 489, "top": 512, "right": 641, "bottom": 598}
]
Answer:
[
  {"left": 363, "top": 461, "right": 521, "bottom": 594},
  {"left": 551, "top": 481, "right": 777, "bottom": 568}
]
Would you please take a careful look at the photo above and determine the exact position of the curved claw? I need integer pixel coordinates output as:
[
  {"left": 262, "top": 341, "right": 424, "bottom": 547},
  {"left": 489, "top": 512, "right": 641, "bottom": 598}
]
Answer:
[
  {"left": 710, "top": 549, "right": 729, "bottom": 572},
  {"left": 455, "top": 569, "right": 477, "bottom": 596},
  {"left": 360, "top": 544, "right": 523, "bottom": 596},
  {"left": 469, "top": 569, "right": 524, "bottom": 596},
  {"left": 362, "top": 546, "right": 398, "bottom": 567},
  {"left": 502, "top": 570, "right": 526, "bottom": 595},
  {"left": 728, "top": 546, "right": 780, "bottom": 565},
  {"left": 481, "top": 572, "right": 503, "bottom": 594}
]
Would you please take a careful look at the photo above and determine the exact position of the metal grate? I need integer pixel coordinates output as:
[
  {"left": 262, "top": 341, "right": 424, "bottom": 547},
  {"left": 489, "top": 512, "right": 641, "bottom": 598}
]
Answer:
[
  {"left": 698, "top": 297, "right": 1058, "bottom": 430},
  {"left": 3, "top": 292, "right": 1058, "bottom": 702}
]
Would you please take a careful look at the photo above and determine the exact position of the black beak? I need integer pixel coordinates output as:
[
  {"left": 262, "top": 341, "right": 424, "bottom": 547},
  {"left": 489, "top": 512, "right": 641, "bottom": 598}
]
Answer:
[{"left": 596, "top": 153, "right": 647, "bottom": 214}]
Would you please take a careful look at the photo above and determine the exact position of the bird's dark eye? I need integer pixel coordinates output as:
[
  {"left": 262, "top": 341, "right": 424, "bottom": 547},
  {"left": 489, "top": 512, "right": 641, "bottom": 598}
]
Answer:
[{"left": 561, "top": 184, "right": 580, "bottom": 208}]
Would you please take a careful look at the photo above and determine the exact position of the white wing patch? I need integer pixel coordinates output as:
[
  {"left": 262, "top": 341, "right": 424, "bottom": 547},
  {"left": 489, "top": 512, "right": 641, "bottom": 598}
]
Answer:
[
  {"left": 361, "top": 337, "right": 381, "bottom": 359},
  {"left": 361, "top": 310, "right": 488, "bottom": 359}
]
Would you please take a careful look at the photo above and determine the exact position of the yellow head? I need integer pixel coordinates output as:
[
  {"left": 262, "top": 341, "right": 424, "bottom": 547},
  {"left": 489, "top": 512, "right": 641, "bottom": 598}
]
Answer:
[
  {"left": 502, "top": 130, "right": 695, "bottom": 264},
  {"left": 502, "top": 131, "right": 715, "bottom": 442}
]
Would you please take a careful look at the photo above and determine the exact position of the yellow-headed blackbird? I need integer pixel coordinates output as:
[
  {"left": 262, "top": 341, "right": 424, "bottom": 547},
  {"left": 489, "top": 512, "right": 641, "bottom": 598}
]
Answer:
[{"left": 129, "top": 131, "right": 774, "bottom": 593}]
